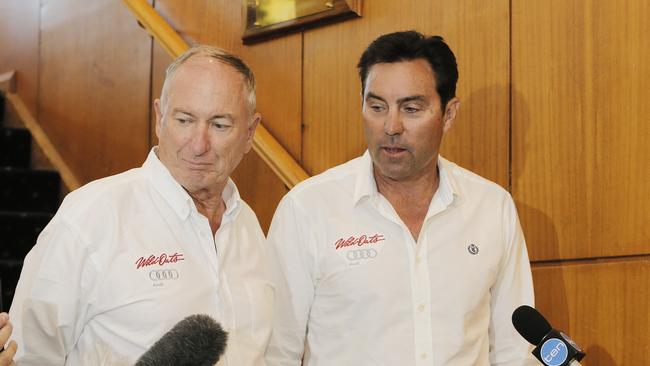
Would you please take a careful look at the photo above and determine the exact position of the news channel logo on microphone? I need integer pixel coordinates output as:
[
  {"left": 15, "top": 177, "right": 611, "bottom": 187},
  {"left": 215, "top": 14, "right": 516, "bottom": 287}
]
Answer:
[
  {"left": 539, "top": 337, "right": 569, "bottom": 366},
  {"left": 533, "top": 329, "right": 585, "bottom": 366}
]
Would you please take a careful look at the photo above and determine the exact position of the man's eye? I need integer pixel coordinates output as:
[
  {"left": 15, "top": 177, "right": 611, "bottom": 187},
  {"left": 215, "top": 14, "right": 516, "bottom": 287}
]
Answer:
[
  {"left": 176, "top": 118, "right": 190, "bottom": 124},
  {"left": 370, "top": 105, "right": 385, "bottom": 112},
  {"left": 212, "top": 122, "right": 231, "bottom": 130},
  {"left": 404, "top": 106, "right": 420, "bottom": 114}
]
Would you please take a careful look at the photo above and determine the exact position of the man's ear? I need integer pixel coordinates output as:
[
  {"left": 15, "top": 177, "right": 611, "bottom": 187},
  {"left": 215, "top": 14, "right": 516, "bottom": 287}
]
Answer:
[
  {"left": 244, "top": 112, "right": 262, "bottom": 153},
  {"left": 154, "top": 99, "right": 163, "bottom": 138},
  {"left": 442, "top": 97, "right": 460, "bottom": 133}
]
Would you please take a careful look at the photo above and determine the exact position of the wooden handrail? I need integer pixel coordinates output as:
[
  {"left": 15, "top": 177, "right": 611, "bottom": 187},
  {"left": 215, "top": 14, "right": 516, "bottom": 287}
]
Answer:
[
  {"left": 123, "top": 0, "right": 310, "bottom": 188},
  {"left": 6, "top": 92, "right": 82, "bottom": 191}
]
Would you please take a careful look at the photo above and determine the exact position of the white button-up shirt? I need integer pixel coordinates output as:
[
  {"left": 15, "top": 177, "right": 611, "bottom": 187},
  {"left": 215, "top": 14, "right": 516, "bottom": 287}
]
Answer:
[
  {"left": 265, "top": 152, "right": 536, "bottom": 366},
  {"left": 10, "top": 149, "right": 273, "bottom": 365}
]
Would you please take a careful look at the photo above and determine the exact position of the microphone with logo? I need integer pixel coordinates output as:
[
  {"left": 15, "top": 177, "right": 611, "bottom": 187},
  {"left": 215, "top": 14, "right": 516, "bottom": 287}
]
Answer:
[
  {"left": 512, "top": 305, "right": 585, "bottom": 366},
  {"left": 135, "top": 314, "right": 227, "bottom": 366}
]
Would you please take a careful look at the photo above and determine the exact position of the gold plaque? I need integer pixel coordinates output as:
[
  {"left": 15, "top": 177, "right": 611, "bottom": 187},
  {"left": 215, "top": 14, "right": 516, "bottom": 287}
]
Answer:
[{"left": 243, "top": 0, "right": 362, "bottom": 44}]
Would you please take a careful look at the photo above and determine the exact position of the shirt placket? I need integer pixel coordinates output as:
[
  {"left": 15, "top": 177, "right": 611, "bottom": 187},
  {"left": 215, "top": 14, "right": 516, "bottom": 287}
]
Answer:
[
  {"left": 412, "top": 230, "right": 433, "bottom": 365},
  {"left": 374, "top": 196, "right": 435, "bottom": 365},
  {"left": 191, "top": 211, "right": 223, "bottom": 307}
]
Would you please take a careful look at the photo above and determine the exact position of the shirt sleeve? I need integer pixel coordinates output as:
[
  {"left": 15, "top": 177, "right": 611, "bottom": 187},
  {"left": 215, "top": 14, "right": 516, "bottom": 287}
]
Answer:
[
  {"left": 9, "top": 218, "right": 96, "bottom": 366},
  {"left": 489, "top": 194, "right": 538, "bottom": 366},
  {"left": 264, "top": 195, "right": 318, "bottom": 366}
]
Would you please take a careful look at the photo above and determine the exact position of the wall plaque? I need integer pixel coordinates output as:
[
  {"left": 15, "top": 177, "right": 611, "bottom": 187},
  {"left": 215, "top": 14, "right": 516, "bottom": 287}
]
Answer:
[{"left": 243, "top": 0, "right": 362, "bottom": 44}]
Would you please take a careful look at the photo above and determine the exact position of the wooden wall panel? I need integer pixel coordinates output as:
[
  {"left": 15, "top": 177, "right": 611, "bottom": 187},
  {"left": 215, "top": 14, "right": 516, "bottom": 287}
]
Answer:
[
  {"left": 38, "top": 0, "right": 152, "bottom": 183},
  {"left": 0, "top": 0, "right": 40, "bottom": 114},
  {"left": 532, "top": 258, "right": 650, "bottom": 365},
  {"left": 512, "top": 0, "right": 650, "bottom": 261},
  {"left": 153, "top": 0, "right": 301, "bottom": 231},
  {"left": 302, "top": 0, "right": 511, "bottom": 188}
]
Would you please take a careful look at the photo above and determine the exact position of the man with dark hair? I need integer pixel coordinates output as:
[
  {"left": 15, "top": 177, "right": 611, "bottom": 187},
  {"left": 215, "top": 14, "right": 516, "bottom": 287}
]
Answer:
[{"left": 266, "top": 31, "right": 535, "bottom": 365}]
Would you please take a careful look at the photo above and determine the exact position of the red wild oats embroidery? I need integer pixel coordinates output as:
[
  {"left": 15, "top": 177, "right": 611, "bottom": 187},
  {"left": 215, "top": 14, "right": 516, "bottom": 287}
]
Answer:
[
  {"left": 334, "top": 234, "right": 385, "bottom": 250},
  {"left": 135, "top": 252, "right": 185, "bottom": 269}
]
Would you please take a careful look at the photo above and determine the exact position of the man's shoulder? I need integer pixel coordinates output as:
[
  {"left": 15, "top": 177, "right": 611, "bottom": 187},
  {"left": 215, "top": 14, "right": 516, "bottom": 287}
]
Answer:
[
  {"left": 235, "top": 200, "right": 264, "bottom": 234},
  {"left": 58, "top": 166, "right": 147, "bottom": 216},
  {"left": 286, "top": 155, "right": 364, "bottom": 199},
  {"left": 440, "top": 157, "right": 511, "bottom": 199}
]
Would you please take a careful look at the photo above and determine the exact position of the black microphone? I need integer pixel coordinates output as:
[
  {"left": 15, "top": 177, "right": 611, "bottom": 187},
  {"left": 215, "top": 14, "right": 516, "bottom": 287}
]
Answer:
[
  {"left": 135, "top": 314, "right": 228, "bottom": 366},
  {"left": 512, "top": 305, "right": 585, "bottom": 366}
]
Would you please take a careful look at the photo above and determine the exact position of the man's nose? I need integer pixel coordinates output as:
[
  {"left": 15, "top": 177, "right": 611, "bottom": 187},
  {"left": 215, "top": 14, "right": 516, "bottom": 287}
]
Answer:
[
  {"left": 190, "top": 124, "right": 210, "bottom": 155},
  {"left": 384, "top": 111, "right": 404, "bottom": 136}
]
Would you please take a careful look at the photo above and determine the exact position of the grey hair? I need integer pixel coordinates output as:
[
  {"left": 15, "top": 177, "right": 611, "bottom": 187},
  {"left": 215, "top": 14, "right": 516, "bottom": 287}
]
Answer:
[{"left": 160, "top": 44, "right": 257, "bottom": 114}]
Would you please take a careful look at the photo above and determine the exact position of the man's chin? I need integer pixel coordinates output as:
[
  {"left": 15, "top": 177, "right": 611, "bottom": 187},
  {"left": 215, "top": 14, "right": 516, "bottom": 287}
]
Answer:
[
  {"left": 375, "top": 164, "right": 412, "bottom": 182},
  {"left": 179, "top": 175, "right": 219, "bottom": 193}
]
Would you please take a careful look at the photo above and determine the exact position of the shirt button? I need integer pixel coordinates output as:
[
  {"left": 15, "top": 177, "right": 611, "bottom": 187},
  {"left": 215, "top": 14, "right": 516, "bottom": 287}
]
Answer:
[
  {"left": 416, "top": 256, "right": 422, "bottom": 264},
  {"left": 420, "top": 353, "right": 428, "bottom": 360},
  {"left": 418, "top": 304, "right": 425, "bottom": 312}
]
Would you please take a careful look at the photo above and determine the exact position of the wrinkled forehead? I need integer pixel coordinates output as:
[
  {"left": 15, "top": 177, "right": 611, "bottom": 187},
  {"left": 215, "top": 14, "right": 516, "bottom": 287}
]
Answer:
[
  {"left": 165, "top": 58, "right": 247, "bottom": 99},
  {"left": 363, "top": 59, "right": 438, "bottom": 100},
  {"left": 173, "top": 56, "right": 245, "bottom": 84}
]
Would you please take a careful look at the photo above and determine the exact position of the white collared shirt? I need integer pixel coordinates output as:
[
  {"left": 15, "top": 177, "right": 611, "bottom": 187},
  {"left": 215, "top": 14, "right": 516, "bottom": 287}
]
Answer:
[
  {"left": 10, "top": 148, "right": 273, "bottom": 365},
  {"left": 265, "top": 152, "right": 536, "bottom": 366}
]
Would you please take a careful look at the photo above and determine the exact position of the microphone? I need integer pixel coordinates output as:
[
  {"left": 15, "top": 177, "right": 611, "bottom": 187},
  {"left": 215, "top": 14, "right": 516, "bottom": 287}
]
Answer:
[
  {"left": 135, "top": 314, "right": 228, "bottom": 366},
  {"left": 512, "top": 305, "right": 585, "bottom": 366}
]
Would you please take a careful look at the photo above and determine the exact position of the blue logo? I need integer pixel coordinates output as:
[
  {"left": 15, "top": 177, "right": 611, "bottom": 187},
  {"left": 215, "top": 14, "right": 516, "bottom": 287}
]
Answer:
[{"left": 540, "top": 338, "right": 568, "bottom": 366}]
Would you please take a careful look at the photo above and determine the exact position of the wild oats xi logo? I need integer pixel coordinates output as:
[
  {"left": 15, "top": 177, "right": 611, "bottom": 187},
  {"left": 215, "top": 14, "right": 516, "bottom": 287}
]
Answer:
[{"left": 334, "top": 234, "right": 385, "bottom": 250}]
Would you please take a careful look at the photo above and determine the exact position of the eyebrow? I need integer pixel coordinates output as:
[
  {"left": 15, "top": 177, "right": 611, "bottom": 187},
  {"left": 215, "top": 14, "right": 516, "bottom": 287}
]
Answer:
[
  {"left": 365, "top": 92, "right": 386, "bottom": 103},
  {"left": 396, "top": 95, "right": 427, "bottom": 104},
  {"left": 364, "top": 92, "right": 427, "bottom": 105},
  {"left": 171, "top": 108, "right": 234, "bottom": 121}
]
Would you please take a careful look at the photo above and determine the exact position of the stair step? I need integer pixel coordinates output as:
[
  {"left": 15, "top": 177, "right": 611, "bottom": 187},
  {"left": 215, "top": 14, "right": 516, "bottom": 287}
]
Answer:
[
  {"left": 0, "top": 168, "right": 61, "bottom": 212},
  {"left": 0, "top": 211, "right": 53, "bottom": 260},
  {"left": 0, "top": 260, "right": 23, "bottom": 312},
  {"left": 0, "top": 127, "right": 31, "bottom": 168}
]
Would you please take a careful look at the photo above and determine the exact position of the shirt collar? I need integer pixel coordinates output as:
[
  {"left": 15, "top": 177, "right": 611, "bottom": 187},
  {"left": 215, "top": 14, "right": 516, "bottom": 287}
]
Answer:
[
  {"left": 352, "top": 151, "right": 378, "bottom": 205},
  {"left": 432, "top": 156, "right": 461, "bottom": 211},
  {"left": 352, "top": 150, "right": 461, "bottom": 207},
  {"left": 142, "top": 147, "right": 242, "bottom": 220},
  {"left": 221, "top": 177, "right": 242, "bottom": 220}
]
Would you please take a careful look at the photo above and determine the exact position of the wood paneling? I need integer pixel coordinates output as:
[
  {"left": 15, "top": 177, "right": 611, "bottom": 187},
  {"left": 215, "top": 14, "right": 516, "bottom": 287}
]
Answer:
[
  {"left": 512, "top": 0, "right": 650, "bottom": 261},
  {"left": 5, "top": 0, "right": 650, "bottom": 362},
  {"left": 38, "top": 0, "right": 152, "bottom": 183},
  {"left": 532, "top": 258, "right": 650, "bottom": 365},
  {"left": 0, "top": 0, "right": 40, "bottom": 114},
  {"left": 302, "top": 0, "right": 511, "bottom": 188},
  {"left": 153, "top": 0, "right": 302, "bottom": 231}
]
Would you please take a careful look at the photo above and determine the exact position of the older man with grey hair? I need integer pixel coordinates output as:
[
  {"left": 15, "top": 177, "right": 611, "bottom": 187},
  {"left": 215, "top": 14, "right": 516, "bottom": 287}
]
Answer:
[{"left": 9, "top": 45, "right": 272, "bottom": 365}]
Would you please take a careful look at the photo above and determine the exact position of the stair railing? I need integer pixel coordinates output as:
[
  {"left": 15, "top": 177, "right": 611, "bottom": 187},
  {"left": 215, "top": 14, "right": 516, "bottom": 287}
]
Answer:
[
  {"left": 5, "top": 92, "right": 81, "bottom": 190},
  {"left": 123, "top": 0, "right": 310, "bottom": 189}
]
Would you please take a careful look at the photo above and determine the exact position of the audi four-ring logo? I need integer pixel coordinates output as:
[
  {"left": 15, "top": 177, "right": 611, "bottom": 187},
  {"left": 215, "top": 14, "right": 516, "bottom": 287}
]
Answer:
[
  {"left": 346, "top": 249, "right": 378, "bottom": 260},
  {"left": 149, "top": 269, "right": 179, "bottom": 281}
]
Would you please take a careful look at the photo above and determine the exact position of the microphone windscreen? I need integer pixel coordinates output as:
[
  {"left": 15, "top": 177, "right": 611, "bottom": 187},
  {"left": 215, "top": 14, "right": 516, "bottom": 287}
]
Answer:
[
  {"left": 135, "top": 314, "right": 228, "bottom": 366},
  {"left": 512, "top": 305, "right": 552, "bottom": 345}
]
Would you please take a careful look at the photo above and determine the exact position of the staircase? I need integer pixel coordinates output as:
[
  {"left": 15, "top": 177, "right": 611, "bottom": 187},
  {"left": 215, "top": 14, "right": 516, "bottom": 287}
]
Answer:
[{"left": 0, "top": 91, "right": 62, "bottom": 311}]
